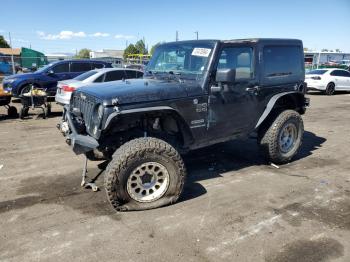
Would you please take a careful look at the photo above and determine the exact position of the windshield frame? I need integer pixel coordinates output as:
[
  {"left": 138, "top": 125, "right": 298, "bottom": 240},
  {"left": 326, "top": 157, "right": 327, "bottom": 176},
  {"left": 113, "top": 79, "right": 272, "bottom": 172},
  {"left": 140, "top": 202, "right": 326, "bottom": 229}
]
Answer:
[{"left": 35, "top": 63, "right": 55, "bottom": 73}]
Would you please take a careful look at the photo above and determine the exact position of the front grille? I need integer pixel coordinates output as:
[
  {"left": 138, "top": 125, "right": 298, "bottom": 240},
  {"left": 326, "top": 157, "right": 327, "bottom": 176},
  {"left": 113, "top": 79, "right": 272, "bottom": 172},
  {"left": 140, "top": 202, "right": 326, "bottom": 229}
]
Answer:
[{"left": 71, "top": 92, "right": 99, "bottom": 134}]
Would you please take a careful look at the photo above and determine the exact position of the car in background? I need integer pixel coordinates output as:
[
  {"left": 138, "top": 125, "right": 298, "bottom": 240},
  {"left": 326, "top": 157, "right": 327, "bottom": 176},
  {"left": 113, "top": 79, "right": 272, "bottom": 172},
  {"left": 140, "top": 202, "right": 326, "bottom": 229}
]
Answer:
[
  {"left": 305, "top": 68, "right": 350, "bottom": 95},
  {"left": 124, "top": 64, "right": 145, "bottom": 71},
  {"left": 2, "top": 60, "right": 112, "bottom": 97},
  {"left": 55, "top": 68, "right": 143, "bottom": 106}
]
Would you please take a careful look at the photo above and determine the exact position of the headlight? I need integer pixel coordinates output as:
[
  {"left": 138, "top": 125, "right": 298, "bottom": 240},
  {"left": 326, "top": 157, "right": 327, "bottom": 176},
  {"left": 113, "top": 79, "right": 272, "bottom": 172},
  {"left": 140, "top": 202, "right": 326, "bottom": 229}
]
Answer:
[
  {"left": 5, "top": 79, "right": 16, "bottom": 84},
  {"left": 97, "top": 104, "right": 104, "bottom": 119}
]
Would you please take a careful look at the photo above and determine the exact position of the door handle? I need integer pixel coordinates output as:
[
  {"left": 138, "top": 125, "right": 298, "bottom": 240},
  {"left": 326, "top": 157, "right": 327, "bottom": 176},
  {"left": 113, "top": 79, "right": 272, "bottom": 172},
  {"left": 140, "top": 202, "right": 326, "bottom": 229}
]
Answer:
[{"left": 246, "top": 86, "right": 260, "bottom": 93}]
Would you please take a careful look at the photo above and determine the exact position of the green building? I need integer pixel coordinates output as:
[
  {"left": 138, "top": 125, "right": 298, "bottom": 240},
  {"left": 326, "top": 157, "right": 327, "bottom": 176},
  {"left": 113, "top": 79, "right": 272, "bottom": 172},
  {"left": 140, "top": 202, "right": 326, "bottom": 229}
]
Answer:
[{"left": 20, "top": 47, "right": 47, "bottom": 69}]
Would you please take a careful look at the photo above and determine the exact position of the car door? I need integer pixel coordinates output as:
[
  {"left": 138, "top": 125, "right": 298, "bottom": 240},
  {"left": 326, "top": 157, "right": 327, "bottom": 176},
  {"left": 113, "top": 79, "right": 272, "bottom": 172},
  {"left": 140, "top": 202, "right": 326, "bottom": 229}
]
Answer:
[
  {"left": 330, "top": 70, "right": 346, "bottom": 89},
  {"left": 341, "top": 70, "right": 350, "bottom": 90},
  {"left": 207, "top": 44, "right": 260, "bottom": 138},
  {"left": 70, "top": 62, "right": 92, "bottom": 78},
  {"left": 104, "top": 70, "right": 126, "bottom": 82},
  {"left": 44, "top": 62, "right": 70, "bottom": 92}
]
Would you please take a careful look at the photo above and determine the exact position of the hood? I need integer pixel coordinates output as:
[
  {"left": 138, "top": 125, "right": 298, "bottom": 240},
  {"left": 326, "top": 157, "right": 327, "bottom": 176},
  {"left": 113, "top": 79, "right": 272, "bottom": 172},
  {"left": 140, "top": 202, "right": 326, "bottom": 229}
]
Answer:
[
  {"left": 4, "top": 72, "right": 41, "bottom": 81},
  {"left": 77, "top": 78, "right": 192, "bottom": 106}
]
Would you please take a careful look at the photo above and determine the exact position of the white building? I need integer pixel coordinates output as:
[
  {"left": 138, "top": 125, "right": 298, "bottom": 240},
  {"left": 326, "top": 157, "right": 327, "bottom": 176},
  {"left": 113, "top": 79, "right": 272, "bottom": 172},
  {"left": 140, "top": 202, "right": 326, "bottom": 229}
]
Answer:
[
  {"left": 45, "top": 53, "right": 74, "bottom": 62},
  {"left": 304, "top": 51, "right": 350, "bottom": 66},
  {"left": 89, "top": 49, "right": 124, "bottom": 66}
]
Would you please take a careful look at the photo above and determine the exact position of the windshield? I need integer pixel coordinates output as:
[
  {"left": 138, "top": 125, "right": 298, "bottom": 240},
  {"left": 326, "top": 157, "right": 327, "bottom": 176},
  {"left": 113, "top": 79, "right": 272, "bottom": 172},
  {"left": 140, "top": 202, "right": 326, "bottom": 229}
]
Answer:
[
  {"left": 74, "top": 70, "right": 98, "bottom": 81},
  {"left": 146, "top": 42, "right": 215, "bottom": 79},
  {"left": 35, "top": 63, "right": 54, "bottom": 73},
  {"left": 306, "top": 69, "right": 328, "bottom": 75}
]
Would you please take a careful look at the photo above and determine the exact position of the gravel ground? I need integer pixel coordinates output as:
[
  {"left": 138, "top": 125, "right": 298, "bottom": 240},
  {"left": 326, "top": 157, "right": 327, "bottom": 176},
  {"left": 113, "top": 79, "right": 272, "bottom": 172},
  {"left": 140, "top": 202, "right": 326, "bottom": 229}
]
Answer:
[{"left": 0, "top": 93, "right": 349, "bottom": 262}]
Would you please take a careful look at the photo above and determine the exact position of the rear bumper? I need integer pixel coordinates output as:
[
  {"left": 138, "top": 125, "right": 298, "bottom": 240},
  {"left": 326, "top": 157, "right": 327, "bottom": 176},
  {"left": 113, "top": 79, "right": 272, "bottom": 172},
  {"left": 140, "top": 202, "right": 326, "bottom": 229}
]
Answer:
[
  {"left": 63, "top": 109, "right": 99, "bottom": 155},
  {"left": 305, "top": 80, "right": 326, "bottom": 91},
  {"left": 55, "top": 93, "right": 70, "bottom": 106}
]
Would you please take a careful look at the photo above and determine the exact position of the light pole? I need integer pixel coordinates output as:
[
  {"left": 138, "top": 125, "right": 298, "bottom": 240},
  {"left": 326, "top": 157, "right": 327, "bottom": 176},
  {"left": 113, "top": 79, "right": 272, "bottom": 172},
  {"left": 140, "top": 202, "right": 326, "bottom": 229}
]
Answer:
[
  {"left": 8, "top": 32, "right": 15, "bottom": 74},
  {"left": 194, "top": 31, "right": 198, "bottom": 40}
]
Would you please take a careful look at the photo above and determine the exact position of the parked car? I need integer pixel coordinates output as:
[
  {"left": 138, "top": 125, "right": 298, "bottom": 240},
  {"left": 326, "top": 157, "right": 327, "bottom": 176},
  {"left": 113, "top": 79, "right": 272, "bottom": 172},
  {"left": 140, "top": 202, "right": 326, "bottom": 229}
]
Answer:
[
  {"left": 2, "top": 60, "right": 112, "bottom": 97},
  {"left": 305, "top": 68, "right": 350, "bottom": 95},
  {"left": 60, "top": 38, "right": 309, "bottom": 211},
  {"left": 124, "top": 64, "right": 145, "bottom": 71},
  {"left": 55, "top": 68, "right": 143, "bottom": 106}
]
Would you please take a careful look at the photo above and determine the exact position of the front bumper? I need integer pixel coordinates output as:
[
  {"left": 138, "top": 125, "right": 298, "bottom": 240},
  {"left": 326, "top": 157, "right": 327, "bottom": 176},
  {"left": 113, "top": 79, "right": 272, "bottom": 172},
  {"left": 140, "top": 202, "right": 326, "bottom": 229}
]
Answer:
[{"left": 63, "top": 109, "right": 99, "bottom": 155}]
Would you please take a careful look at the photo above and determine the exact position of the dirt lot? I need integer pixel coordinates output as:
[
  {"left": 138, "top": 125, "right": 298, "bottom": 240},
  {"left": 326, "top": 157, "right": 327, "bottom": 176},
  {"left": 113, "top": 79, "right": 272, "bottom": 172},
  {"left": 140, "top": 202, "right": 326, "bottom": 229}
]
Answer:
[{"left": 0, "top": 94, "right": 349, "bottom": 262}]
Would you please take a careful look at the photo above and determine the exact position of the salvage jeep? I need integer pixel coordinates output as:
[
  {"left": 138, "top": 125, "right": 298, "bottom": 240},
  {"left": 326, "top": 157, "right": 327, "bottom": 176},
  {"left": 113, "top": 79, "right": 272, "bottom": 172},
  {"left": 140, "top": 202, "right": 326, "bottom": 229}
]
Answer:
[{"left": 61, "top": 39, "right": 309, "bottom": 211}]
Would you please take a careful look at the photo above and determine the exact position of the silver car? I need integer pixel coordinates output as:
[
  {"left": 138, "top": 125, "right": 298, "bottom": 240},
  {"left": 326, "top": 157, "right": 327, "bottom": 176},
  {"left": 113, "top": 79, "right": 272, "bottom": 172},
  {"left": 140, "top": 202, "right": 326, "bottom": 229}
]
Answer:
[{"left": 55, "top": 68, "right": 143, "bottom": 105}]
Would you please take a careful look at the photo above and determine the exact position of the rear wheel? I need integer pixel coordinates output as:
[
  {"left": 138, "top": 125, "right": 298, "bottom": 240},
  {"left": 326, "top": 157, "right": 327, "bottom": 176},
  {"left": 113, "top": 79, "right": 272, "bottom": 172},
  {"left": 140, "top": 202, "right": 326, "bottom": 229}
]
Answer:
[
  {"left": 325, "top": 82, "right": 335, "bottom": 95},
  {"left": 258, "top": 110, "right": 304, "bottom": 164},
  {"left": 104, "top": 137, "right": 186, "bottom": 211}
]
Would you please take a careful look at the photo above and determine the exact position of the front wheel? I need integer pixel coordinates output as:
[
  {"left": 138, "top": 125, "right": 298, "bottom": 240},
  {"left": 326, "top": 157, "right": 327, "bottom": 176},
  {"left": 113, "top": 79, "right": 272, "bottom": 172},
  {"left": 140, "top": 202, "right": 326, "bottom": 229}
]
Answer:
[
  {"left": 20, "top": 85, "right": 32, "bottom": 96},
  {"left": 258, "top": 110, "right": 304, "bottom": 164},
  {"left": 7, "top": 106, "right": 18, "bottom": 118},
  {"left": 104, "top": 137, "right": 186, "bottom": 211}
]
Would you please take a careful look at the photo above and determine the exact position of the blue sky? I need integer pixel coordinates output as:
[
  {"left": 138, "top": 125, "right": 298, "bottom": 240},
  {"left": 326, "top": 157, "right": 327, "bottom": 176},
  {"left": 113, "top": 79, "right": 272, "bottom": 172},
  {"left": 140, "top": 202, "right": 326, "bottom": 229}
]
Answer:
[{"left": 0, "top": 0, "right": 349, "bottom": 54}]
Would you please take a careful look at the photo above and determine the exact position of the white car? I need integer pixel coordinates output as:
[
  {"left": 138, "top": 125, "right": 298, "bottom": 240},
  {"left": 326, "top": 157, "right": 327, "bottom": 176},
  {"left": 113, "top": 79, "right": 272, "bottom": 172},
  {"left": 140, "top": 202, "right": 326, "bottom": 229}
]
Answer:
[
  {"left": 305, "top": 68, "right": 350, "bottom": 95},
  {"left": 55, "top": 68, "right": 143, "bottom": 105}
]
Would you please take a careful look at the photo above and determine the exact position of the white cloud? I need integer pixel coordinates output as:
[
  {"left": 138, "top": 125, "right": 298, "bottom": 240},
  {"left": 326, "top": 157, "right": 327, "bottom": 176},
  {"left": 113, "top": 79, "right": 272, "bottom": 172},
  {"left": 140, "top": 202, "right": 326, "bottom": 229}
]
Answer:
[
  {"left": 37, "top": 30, "right": 87, "bottom": 40},
  {"left": 114, "top": 34, "right": 135, "bottom": 40},
  {"left": 12, "top": 38, "right": 29, "bottom": 43},
  {"left": 90, "top": 32, "right": 110, "bottom": 37}
]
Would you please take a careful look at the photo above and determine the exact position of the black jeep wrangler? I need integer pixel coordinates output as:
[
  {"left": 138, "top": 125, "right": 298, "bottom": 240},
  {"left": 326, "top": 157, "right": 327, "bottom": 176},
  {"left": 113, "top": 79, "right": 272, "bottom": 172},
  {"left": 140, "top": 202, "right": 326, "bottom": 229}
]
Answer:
[{"left": 62, "top": 39, "right": 309, "bottom": 211}]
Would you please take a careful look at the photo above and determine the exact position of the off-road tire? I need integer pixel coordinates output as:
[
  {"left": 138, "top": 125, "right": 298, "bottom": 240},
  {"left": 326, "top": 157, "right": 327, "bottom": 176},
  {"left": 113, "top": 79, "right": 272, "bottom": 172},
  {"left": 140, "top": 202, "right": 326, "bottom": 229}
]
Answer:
[
  {"left": 325, "top": 82, "right": 335, "bottom": 95},
  {"left": 19, "top": 107, "right": 29, "bottom": 119},
  {"left": 104, "top": 137, "right": 186, "bottom": 211},
  {"left": 258, "top": 110, "right": 304, "bottom": 164}
]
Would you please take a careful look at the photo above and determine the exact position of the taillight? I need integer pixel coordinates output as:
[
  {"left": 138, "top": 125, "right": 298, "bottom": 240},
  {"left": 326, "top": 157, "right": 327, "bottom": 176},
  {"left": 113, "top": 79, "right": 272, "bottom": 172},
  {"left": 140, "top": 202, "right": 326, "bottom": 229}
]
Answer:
[
  {"left": 311, "top": 76, "right": 321, "bottom": 80},
  {"left": 62, "top": 85, "right": 76, "bottom": 92}
]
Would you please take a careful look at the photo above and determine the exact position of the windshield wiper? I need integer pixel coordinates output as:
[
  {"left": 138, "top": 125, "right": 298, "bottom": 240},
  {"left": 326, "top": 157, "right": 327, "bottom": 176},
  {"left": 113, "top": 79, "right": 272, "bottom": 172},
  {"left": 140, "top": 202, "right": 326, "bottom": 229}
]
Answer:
[{"left": 147, "top": 70, "right": 158, "bottom": 78}]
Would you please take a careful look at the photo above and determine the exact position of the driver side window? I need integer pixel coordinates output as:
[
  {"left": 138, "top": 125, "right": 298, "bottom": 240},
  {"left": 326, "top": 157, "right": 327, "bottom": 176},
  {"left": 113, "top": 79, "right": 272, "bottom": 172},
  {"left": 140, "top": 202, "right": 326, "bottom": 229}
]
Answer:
[
  {"left": 217, "top": 47, "right": 254, "bottom": 80},
  {"left": 52, "top": 63, "right": 69, "bottom": 73}
]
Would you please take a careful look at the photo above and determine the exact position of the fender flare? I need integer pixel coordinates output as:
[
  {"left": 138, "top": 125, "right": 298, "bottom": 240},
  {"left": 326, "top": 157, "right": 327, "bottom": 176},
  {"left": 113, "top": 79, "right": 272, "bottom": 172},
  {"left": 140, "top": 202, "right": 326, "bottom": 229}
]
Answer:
[
  {"left": 255, "top": 91, "right": 302, "bottom": 128},
  {"left": 104, "top": 106, "right": 194, "bottom": 146}
]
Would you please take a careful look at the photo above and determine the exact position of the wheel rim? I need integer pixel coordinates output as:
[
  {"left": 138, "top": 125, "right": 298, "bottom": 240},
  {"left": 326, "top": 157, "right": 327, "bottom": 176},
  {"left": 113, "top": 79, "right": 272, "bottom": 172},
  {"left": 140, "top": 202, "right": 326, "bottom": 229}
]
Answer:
[
  {"left": 21, "top": 85, "right": 31, "bottom": 95},
  {"left": 127, "top": 162, "right": 170, "bottom": 203},
  {"left": 279, "top": 122, "right": 298, "bottom": 153}
]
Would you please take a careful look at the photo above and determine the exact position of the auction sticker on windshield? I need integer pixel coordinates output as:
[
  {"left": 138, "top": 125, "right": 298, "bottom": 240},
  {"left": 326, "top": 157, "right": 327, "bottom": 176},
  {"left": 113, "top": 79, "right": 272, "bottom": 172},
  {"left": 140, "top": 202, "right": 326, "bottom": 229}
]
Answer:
[{"left": 192, "top": 48, "right": 211, "bottom": 57}]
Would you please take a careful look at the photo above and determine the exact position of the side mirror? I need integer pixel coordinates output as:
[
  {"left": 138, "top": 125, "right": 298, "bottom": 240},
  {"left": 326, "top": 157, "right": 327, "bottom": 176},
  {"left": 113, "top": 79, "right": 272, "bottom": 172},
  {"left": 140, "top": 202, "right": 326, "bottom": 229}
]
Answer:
[
  {"left": 216, "top": 68, "right": 236, "bottom": 83},
  {"left": 47, "top": 70, "right": 55, "bottom": 75}
]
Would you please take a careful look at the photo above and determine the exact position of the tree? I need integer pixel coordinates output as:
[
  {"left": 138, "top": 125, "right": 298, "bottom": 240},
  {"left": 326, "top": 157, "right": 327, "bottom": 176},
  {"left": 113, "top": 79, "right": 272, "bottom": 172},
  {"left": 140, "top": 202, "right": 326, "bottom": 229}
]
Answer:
[
  {"left": 335, "top": 49, "right": 341, "bottom": 53},
  {"left": 134, "top": 39, "right": 148, "bottom": 55},
  {"left": 75, "top": 48, "right": 91, "bottom": 59},
  {"left": 0, "top": 35, "right": 10, "bottom": 48},
  {"left": 303, "top": 47, "right": 308, "bottom": 52},
  {"left": 321, "top": 48, "right": 328, "bottom": 52},
  {"left": 123, "top": 44, "right": 138, "bottom": 60},
  {"left": 150, "top": 42, "right": 161, "bottom": 56}
]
